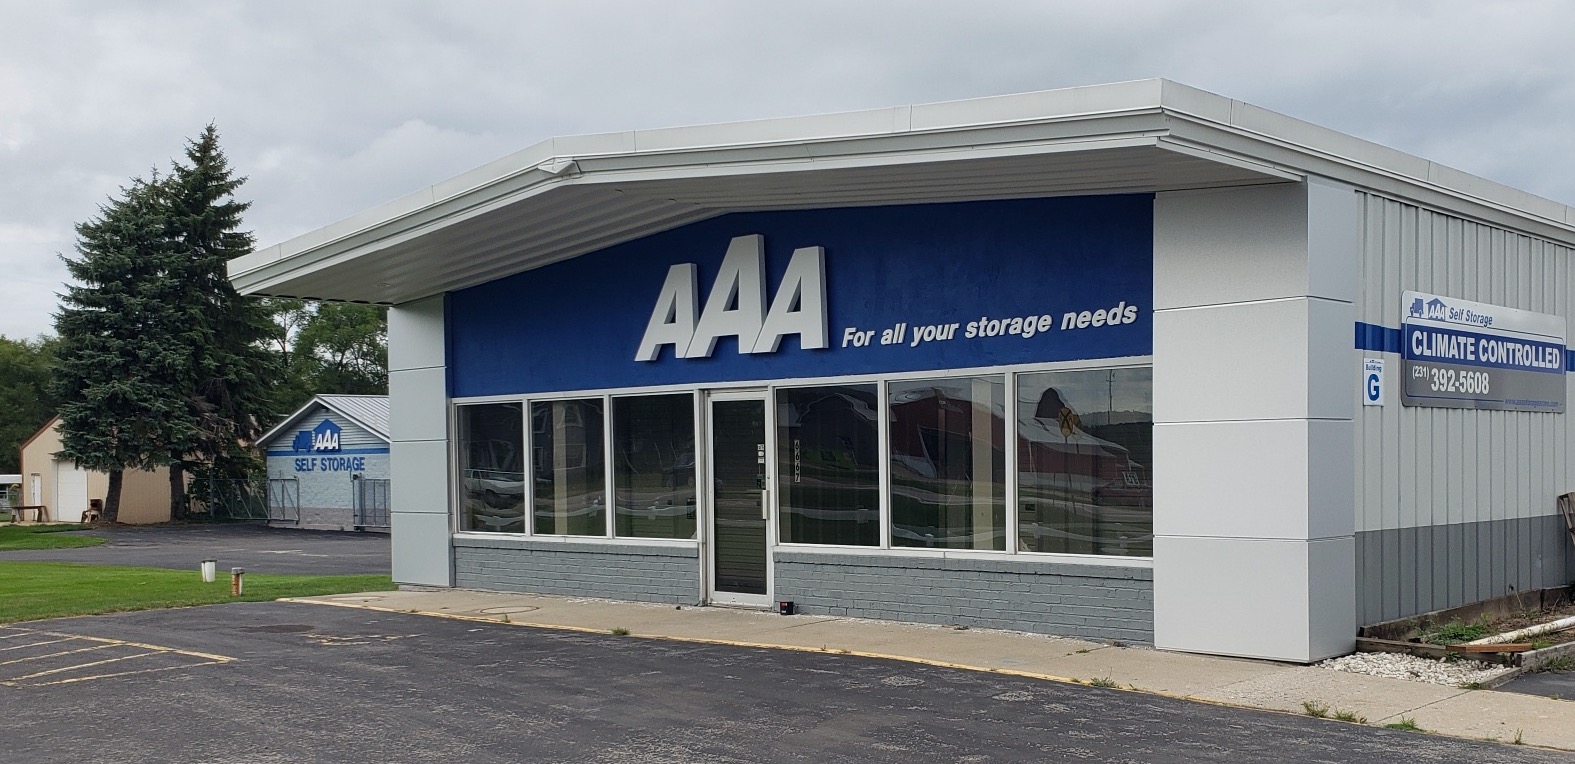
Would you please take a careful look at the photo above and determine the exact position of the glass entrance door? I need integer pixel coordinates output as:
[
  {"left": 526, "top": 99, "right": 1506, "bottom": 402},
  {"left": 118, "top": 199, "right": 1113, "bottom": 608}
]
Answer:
[{"left": 707, "top": 393, "right": 770, "bottom": 606}]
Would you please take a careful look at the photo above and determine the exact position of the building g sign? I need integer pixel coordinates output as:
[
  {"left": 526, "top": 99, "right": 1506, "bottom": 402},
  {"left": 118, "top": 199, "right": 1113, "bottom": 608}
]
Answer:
[{"left": 635, "top": 235, "right": 827, "bottom": 362}]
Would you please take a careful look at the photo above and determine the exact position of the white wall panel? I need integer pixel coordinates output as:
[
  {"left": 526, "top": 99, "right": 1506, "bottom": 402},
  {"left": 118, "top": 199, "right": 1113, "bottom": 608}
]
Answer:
[
  {"left": 392, "top": 511, "right": 453, "bottom": 586},
  {"left": 389, "top": 367, "right": 448, "bottom": 442},
  {"left": 1154, "top": 419, "right": 1351, "bottom": 541},
  {"left": 1306, "top": 179, "right": 1360, "bottom": 304},
  {"left": 391, "top": 440, "right": 450, "bottom": 515},
  {"left": 1155, "top": 298, "right": 1350, "bottom": 423},
  {"left": 388, "top": 295, "right": 447, "bottom": 372},
  {"left": 1154, "top": 535, "right": 1352, "bottom": 662},
  {"left": 1154, "top": 184, "right": 1309, "bottom": 309}
]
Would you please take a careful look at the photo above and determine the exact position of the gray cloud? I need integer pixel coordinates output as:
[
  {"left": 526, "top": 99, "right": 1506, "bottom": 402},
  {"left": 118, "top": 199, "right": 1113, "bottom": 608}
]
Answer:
[{"left": 3, "top": 0, "right": 1572, "bottom": 338}]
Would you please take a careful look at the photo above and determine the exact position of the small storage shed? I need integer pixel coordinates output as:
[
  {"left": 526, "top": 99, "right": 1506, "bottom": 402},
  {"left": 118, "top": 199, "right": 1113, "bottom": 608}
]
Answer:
[
  {"left": 17, "top": 417, "right": 171, "bottom": 523},
  {"left": 256, "top": 395, "right": 391, "bottom": 532}
]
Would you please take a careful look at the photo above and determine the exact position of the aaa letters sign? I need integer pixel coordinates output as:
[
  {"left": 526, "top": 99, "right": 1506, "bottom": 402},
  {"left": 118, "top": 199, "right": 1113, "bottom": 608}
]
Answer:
[
  {"left": 636, "top": 235, "right": 828, "bottom": 361},
  {"left": 1400, "top": 291, "right": 1566, "bottom": 412}
]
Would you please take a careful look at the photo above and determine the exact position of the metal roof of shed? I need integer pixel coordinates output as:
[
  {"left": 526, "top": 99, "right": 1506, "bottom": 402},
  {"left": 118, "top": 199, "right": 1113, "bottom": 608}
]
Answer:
[
  {"left": 256, "top": 394, "right": 390, "bottom": 447},
  {"left": 230, "top": 79, "right": 1575, "bottom": 305}
]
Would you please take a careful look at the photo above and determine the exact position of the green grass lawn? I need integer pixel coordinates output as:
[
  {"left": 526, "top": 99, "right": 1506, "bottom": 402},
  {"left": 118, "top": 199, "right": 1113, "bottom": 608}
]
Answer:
[
  {"left": 0, "top": 561, "right": 395, "bottom": 624},
  {"left": 0, "top": 524, "right": 104, "bottom": 551}
]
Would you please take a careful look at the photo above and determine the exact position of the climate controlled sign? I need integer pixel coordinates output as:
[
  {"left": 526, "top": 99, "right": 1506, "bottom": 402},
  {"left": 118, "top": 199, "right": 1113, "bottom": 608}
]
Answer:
[{"left": 1401, "top": 291, "right": 1566, "bottom": 412}]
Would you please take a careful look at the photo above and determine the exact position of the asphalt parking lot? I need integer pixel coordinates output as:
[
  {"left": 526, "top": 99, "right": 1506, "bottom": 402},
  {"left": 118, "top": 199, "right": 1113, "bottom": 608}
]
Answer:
[
  {"left": 1502, "top": 668, "right": 1575, "bottom": 700},
  {"left": 0, "top": 523, "right": 389, "bottom": 575},
  {"left": 0, "top": 602, "right": 1561, "bottom": 764}
]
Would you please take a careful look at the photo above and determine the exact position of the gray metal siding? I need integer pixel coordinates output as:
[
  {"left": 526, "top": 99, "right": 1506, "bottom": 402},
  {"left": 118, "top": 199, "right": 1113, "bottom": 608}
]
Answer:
[
  {"left": 260, "top": 403, "right": 387, "bottom": 453},
  {"left": 1356, "top": 515, "right": 1575, "bottom": 624},
  {"left": 775, "top": 552, "right": 1153, "bottom": 644},
  {"left": 1354, "top": 192, "right": 1575, "bottom": 624}
]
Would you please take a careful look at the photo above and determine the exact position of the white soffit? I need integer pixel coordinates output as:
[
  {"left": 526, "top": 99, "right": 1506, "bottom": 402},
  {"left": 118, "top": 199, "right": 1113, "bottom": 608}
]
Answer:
[{"left": 231, "top": 79, "right": 1575, "bottom": 304}]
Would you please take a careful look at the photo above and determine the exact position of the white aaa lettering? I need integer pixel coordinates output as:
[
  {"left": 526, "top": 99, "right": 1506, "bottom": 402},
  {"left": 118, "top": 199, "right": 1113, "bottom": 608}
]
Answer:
[{"left": 634, "top": 235, "right": 828, "bottom": 361}]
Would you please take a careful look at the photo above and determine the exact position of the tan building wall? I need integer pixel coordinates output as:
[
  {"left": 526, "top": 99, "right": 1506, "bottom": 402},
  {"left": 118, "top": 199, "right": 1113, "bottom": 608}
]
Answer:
[{"left": 18, "top": 418, "right": 171, "bottom": 524}]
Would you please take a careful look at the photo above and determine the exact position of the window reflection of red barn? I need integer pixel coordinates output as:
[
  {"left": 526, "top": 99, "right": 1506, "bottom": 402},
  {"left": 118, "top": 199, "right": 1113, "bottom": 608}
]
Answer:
[{"left": 886, "top": 385, "right": 1150, "bottom": 503}]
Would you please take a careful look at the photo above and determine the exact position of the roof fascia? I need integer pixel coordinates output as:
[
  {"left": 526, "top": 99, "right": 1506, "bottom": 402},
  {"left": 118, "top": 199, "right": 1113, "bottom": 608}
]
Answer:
[
  {"left": 231, "top": 110, "right": 1180, "bottom": 297},
  {"left": 18, "top": 415, "right": 60, "bottom": 457},
  {"left": 234, "top": 78, "right": 1575, "bottom": 300},
  {"left": 1159, "top": 113, "right": 1575, "bottom": 246},
  {"left": 257, "top": 397, "right": 391, "bottom": 447}
]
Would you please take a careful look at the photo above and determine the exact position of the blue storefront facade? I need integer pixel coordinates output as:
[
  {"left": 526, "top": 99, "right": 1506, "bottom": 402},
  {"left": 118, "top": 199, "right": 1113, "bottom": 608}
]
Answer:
[{"left": 445, "top": 196, "right": 1158, "bottom": 641}]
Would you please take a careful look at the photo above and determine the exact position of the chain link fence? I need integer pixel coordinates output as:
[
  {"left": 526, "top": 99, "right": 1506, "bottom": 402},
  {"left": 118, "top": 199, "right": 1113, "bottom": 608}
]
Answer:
[{"left": 189, "top": 477, "right": 273, "bottom": 523}]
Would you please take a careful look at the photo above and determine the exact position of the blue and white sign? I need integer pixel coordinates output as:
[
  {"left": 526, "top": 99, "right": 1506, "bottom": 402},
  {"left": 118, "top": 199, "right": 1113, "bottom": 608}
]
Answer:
[
  {"left": 1362, "top": 358, "right": 1385, "bottom": 406},
  {"left": 448, "top": 196, "right": 1153, "bottom": 396},
  {"left": 291, "top": 419, "right": 343, "bottom": 453},
  {"left": 1400, "top": 290, "right": 1566, "bottom": 412}
]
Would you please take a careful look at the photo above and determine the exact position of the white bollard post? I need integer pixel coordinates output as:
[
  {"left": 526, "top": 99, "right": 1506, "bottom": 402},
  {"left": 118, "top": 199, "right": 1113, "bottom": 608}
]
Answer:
[{"left": 201, "top": 559, "right": 217, "bottom": 583}]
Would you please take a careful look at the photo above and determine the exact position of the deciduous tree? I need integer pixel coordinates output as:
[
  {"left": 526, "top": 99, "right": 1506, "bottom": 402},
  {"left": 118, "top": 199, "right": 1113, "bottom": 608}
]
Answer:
[{"left": 0, "top": 335, "right": 59, "bottom": 474}]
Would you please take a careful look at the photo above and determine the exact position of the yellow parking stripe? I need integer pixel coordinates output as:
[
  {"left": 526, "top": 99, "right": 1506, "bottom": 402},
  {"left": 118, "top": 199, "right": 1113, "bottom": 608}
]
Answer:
[
  {"left": 6, "top": 651, "right": 160, "bottom": 682},
  {"left": 31, "top": 661, "right": 230, "bottom": 687},
  {"left": 0, "top": 627, "right": 235, "bottom": 687},
  {"left": 0, "top": 643, "right": 114, "bottom": 666},
  {"left": 0, "top": 637, "right": 78, "bottom": 651}
]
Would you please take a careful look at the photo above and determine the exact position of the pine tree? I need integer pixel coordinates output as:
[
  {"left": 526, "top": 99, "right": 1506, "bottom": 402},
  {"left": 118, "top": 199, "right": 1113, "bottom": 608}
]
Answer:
[
  {"left": 162, "top": 125, "right": 281, "bottom": 519},
  {"left": 52, "top": 176, "right": 196, "bottom": 523},
  {"left": 53, "top": 126, "right": 279, "bottom": 524}
]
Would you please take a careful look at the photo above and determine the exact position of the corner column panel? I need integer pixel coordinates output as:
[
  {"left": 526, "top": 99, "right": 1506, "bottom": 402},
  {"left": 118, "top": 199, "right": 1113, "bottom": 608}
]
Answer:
[
  {"left": 1151, "top": 181, "right": 1357, "bottom": 662},
  {"left": 388, "top": 295, "right": 454, "bottom": 587}
]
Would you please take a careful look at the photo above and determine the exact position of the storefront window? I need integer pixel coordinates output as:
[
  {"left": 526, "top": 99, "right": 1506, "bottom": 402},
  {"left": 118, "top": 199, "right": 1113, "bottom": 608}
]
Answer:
[
  {"left": 613, "top": 394, "right": 697, "bottom": 539},
  {"left": 1016, "top": 368, "right": 1153, "bottom": 557},
  {"left": 777, "top": 384, "right": 880, "bottom": 546},
  {"left": 888, "top": 376, "right": 1005, "bottom": 550},
  {"left": 457, "top": 403, "right": 525, "bottom": 533},
  {"left": 531, "top": 399, "right": 606, "bottom": 535}
]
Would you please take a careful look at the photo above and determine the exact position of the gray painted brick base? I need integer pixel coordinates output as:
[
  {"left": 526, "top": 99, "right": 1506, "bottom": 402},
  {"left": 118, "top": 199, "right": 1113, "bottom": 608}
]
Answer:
[
  {"left": 453, "top": 538, "right": 701, "bottom": 604},
  {"left": 775, "top": 551, "right": 1154, "bottom": 644}
]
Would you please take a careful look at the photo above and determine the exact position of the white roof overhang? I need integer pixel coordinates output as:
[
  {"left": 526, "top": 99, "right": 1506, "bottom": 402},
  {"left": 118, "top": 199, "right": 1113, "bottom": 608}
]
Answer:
[{"left": 231, "top": 79, "right": 1575, "bottom": 304}]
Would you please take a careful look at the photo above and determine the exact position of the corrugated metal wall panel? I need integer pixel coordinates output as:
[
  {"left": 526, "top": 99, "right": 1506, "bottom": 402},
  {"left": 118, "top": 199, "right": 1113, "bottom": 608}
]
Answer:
[
  {"left": 1354, "top": 191, "right": 1574, "bottom": 624},
  {"left": 262, "top": 403, "right": 387, "bottom": 451}
]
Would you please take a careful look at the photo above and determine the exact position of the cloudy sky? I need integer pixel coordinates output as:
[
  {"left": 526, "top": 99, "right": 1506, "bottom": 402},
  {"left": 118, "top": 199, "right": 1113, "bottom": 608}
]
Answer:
[{"left": 3, "top": 0, "right": 1572, "bottom": 340}]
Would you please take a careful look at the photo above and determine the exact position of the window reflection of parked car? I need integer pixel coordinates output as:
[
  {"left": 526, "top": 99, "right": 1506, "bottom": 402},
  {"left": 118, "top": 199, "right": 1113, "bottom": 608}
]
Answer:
[
  {"left": 463, "top": 438, "right": 525, "bottom": 532},
  {"left": 464, "top": 468, "right": 526, "bottom": 507},
  {"left": 1090, "top": 467, "right": 1151, "bottom": 507}
]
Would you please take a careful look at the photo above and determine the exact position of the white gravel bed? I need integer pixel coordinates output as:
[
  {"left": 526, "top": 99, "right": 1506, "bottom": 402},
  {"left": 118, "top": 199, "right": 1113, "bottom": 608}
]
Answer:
[{"left": 1317, "top": 650, "right": 1515, "bottom": 687}]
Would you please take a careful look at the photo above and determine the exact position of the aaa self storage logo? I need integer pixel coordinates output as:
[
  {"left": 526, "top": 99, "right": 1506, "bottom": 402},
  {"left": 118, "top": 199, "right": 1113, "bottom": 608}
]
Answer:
[{"left": 290, "top": 420, "right": 342, "bottom": 453}]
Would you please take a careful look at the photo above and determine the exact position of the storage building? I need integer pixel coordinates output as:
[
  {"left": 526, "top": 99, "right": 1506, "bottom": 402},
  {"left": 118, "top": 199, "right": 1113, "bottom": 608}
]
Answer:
[
  {"left": 227, "top": 80, "right": 1575, "bottom": 663},
  {"left": 256, "top": 394, "right": 391, "bottom": 532}
]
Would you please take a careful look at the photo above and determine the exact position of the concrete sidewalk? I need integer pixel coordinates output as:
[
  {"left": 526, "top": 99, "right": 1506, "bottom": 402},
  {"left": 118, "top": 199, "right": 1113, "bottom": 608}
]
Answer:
[{"left": 284, "top": 588, "right": 1575, "bottom": 752}]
